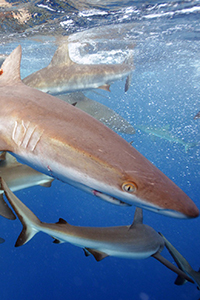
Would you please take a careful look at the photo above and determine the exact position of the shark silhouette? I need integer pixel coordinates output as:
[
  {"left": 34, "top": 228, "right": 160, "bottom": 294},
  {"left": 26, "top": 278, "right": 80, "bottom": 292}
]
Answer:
[
  {"left": 0, "top": 177, "right": 194, "bottom": 285},
  {"left": 23, "top": 42, "right": 134, "bottom": 94},
  {"left": 0, "top": 46, "right": 198, "bottom": 218}
]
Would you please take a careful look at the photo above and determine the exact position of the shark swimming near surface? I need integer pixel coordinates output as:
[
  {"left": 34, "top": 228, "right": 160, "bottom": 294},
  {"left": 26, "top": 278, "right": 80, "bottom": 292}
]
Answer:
[
  {"left": 160, "top": 233, "right": 200, "bottom": 289},
  {"left": 22, "top": 42, "right": 134, "bottom": 94},
  {"left": 57, "top": 92, "right": 135, "bottom": 134},
  {"left": 0, "top": 45, "right": 198, "bottom": 218},
  {"left": 136, "top": 124, "right": 196, "bottom": 153},
  {"left": 0, "top": 152, "right": 53, "bottom": 220},
  {"left": 0, "top": 177, "right": 194, "bottom": 285}
]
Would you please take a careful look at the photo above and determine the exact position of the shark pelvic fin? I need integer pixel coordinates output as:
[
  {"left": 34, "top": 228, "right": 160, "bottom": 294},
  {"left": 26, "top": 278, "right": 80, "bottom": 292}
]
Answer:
[
  {"left": 129, "top": 207, "right": 143, "bottom": 229},
  {"left": 85, "top": 248, "right": 108, "bottom": 261},
  {"left": 98, "top": 84, "right": 111, "bottom": 92},
  {"left": 0, "top": 45, "right": 22, "bottom": 86},
  {"left": 39, "top": 179, "right": 54, "bottom": 188},
  {"left": 49, "top": 43, "right": 73, "bottom": 67},
  {"left": 0, "top": 151, "right": 6, "bottom": 161}
]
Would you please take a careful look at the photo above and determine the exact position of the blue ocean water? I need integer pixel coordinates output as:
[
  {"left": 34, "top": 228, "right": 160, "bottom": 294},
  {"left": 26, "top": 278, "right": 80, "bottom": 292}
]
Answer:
[{"left": 0, "top": 1, "right": 200, "bottom": 299}]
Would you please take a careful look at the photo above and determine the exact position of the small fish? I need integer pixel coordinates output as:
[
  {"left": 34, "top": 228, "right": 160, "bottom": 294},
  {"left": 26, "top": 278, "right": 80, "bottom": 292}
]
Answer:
[
  {"left": 0, "top": 177, "right": 194, "bottom": 285},
  {"left": 0, "top": 152, "right": 53, "bottom": 220},
  {"left": 23, "top": 42, "right": 134, "bottom": 94},
  {"left": 160, "top": 232, "right": 200, "bottom": 289}
]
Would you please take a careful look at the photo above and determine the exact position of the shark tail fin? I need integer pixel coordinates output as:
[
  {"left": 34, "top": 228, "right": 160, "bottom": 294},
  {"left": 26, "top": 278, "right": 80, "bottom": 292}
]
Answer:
[
  {"left": 184, "top": 143, "right": 197, "bottom": 153},
  {"left": 0, "top": 45, "right": 22, "bottom": 86},
  {"left": 0, "top": 177, "right": 40, "bottom": 247}
]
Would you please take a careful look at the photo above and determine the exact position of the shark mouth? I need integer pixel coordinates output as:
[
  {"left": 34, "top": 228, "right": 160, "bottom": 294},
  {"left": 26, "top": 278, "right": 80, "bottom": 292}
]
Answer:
[{"left": 92, "top": 190, "right": 131, "bottom": 207}]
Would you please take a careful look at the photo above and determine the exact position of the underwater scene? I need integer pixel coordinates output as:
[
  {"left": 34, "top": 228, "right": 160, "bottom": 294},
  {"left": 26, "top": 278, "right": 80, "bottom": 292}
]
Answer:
[{"left": 0, "top": 0, "right": 200, "bottom": 299}]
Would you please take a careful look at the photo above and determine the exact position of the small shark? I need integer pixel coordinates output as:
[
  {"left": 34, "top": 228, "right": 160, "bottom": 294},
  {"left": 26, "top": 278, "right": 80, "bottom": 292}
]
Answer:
[
  {"left": 160, "top": 233, "right": 200, "bottom": 289},
  {"left": 136, "top": 125, "right": 196, "bottom": 153},
  {"left": 194, "top": 111, "right": 200, "bottom": 119},
  {"left": 22, "top": 42, "right": 134, "bottom": 94},
  {"left": 0, "top": 177, "right": 194, "bottom": 284},
  {"left": 0, "top": 46, "right": 198, "bottom": 218},
  {"left": 0, "top": 152, "right": 53, "bottom": 220},
  {"left": 57, "top": 92, "right": 135, "bottom": 134}
]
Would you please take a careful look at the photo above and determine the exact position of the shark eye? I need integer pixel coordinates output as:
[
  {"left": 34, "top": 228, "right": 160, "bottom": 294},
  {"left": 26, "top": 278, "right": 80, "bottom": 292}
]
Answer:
[{"left": 122, "top": 182, "right": 137, "bottom": 193}]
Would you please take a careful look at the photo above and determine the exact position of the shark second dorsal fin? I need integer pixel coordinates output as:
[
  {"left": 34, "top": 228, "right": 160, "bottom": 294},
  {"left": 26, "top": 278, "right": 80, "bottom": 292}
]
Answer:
[
  {"left": 56, "top": 218, "right": 68, "bottom": 225},
  {"left": 0, "top": 45, "right": 22, "bottom": 86},
  {"left": 129, "top": 207, "right": 143, "bottom": 229},
  {"left": 85, "top": 248, "right": 108, "bottom": 261},
  {"left": 49, "top": 43, "right": 73, "bottom": 67}
]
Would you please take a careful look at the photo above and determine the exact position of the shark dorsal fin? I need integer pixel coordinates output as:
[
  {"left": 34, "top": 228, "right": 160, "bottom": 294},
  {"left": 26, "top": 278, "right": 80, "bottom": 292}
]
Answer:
[
  {"left": 56, "top": 218, "right": 68, "bottom": 225},
  {"left": 0, "top": 45, "right": 22, "bottom": 86},
  {"left": 49, "top": 43, "right": 74, "bottom": 67},
  {"left": 129, "top": 207, "right": 143, "bottom": 229}
]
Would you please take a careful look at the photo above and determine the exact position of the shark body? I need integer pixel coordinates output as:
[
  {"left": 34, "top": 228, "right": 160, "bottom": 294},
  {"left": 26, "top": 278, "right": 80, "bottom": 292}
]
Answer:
[
  {"left": 0, "top": 152, "right": 53, "bottom": 220},
  {"left": 160, "top": 233, "right": 200, "bottom": 289},
  {"left": 23, "top": 43, "right": 133, "bottom": 94},
  {"left": 0, "top": 46, "right": 198, "bottom": 218},
  {"left": 57, "top": 92, "right": 135, "bottom": 134},
  {"left": 136, "top": 125, "right": 196, "bottom": 153},
  {"left": 0, "top": 177, "right": 194, "bottom": 284}
]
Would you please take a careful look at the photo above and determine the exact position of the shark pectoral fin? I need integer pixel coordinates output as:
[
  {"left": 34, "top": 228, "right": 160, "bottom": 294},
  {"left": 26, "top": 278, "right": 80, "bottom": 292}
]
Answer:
[
  {"left": 98, "top": 84, "right": 111, "bottom": 92},
  {"left": 0, "top": 193, "right": 16, "bottom": 220},
  {"left": 39, "top": 179, "right": 54, "bottom": 188},
  {"left": 85, "top": 248, "right": 109, "bottom": 261},
  {"left": 152, "top": 252, "right": 194, "bottom": 284},
  {"left": 125, "top": 74, "right": 132, "bottom": 92},
  {"left": 174, "top": 275, "right": 187, "bottom": 286}
]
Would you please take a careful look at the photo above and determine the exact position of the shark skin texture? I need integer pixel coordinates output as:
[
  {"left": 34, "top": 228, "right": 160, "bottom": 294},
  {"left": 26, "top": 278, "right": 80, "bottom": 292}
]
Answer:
[
  {"left": 0, "top": 45, "right": 199, "bottom": 219},
  {"left": 0, "top": 177, "right": 194, "bottom": 286}
]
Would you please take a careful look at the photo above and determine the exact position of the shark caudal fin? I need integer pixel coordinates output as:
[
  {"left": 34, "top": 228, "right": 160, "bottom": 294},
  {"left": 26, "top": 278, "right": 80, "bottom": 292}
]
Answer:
[
  {"left": 0, "top": 45, "right": 22, "bottom": 86},
  {"left": 0, "top": 177, "right": 40, "bottom": 247}
]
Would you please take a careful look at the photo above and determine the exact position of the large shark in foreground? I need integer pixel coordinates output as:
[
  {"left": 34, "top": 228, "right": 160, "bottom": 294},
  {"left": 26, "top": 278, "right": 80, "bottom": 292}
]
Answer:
[
  {"left": 160, "top": 233, "right": 200, "bottom": 289},
  {"left": 23, "top": 42, "right": 134, "bottom": 94},
  {"left": 0, "top": 152, "right": 53, "bottom": 219},
  {"left": 0, "top": 46, "right": 198, "bottom": 218},
  {"left": 0, "top": 177, "right": 194, "bottom": 285}
]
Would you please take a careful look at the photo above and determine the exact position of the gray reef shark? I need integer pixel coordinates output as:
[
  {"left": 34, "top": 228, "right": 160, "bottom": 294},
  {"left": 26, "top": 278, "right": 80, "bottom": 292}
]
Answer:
[
  {"left": 0, "top": 45, "right": 198, "bottom": 218},
  {"left": 0, "top": 152, "right": 53, "bottom": 220},
  {"left": 57, "top": 92, "right": 135, "bottom": 134},
  {"left": 0, "top": 177, "right": 194, "bottom": 285},
  {"left": 23, "top": 42, "right": 134, "bottom": 94},
  {"left": 136, "top": 125, "right": 196, "bottom": 153},
  {"left": 160, "top": 233, "right": 200, "bottom": 289},
  {"left": 194, "top": 111, "right": 200, "bottom": 119}
]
